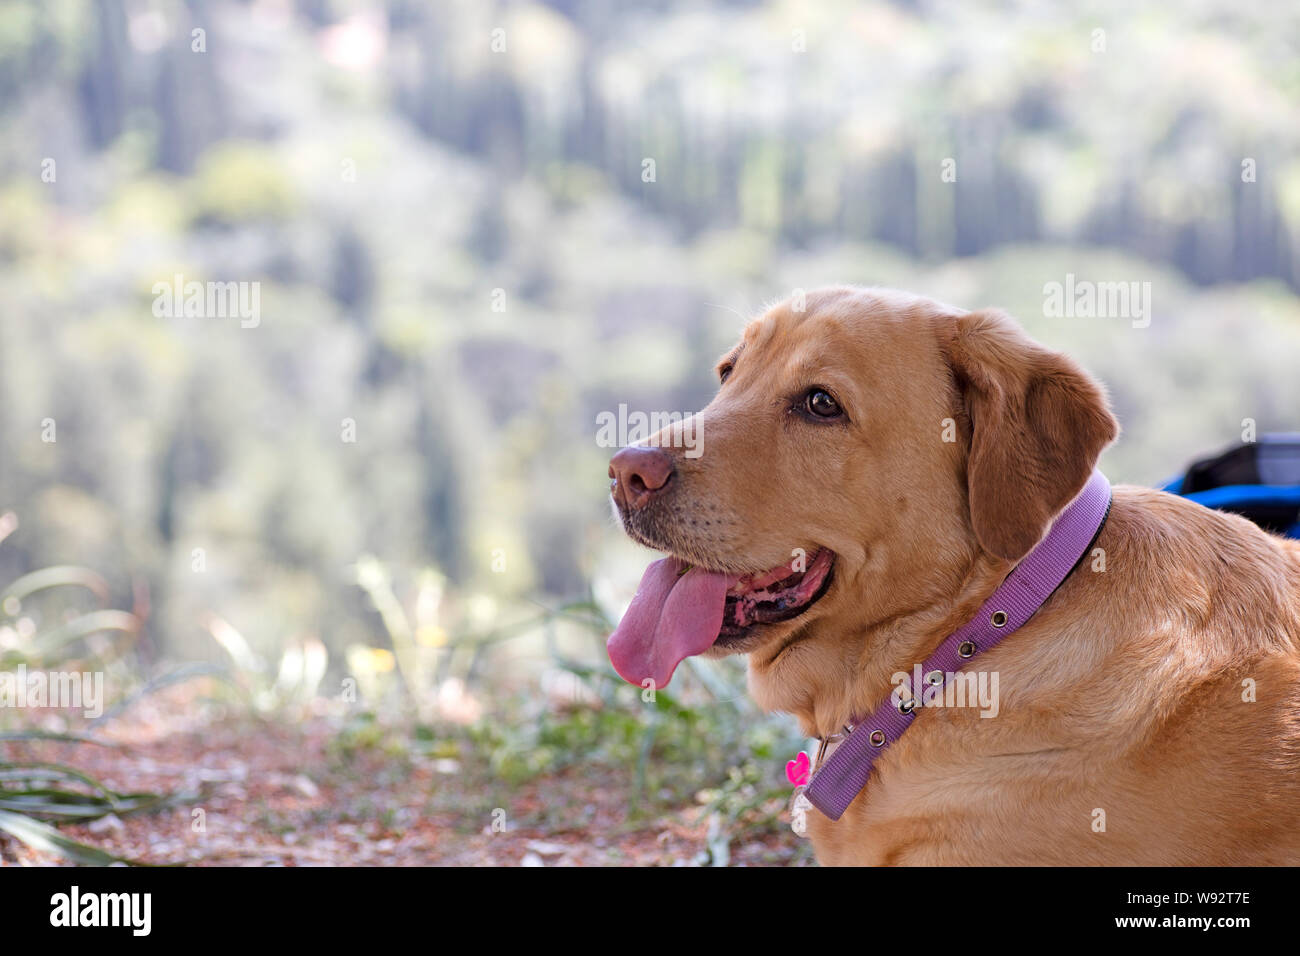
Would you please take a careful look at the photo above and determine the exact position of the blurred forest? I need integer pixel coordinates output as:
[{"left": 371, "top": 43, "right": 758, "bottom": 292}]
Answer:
[
  {"left": 0, "top": 0, "right": 1299, "bottom": 864},
  {"left": 4, "top": 0, "right": 1300, "bottom": 669}
]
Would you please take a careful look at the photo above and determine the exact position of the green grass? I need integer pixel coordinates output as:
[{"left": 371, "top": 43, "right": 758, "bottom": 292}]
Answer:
[{"left": 0, "top": 513, "right": 183, "bottom": 864}]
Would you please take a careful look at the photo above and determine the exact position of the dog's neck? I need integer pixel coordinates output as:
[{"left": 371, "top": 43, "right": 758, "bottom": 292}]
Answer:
[
  {"left": 812, "top": 561, "right": 1011, "bottom": 739},
  {"left": 750, "top": 481, "right": 1109, "bottom": 741}
]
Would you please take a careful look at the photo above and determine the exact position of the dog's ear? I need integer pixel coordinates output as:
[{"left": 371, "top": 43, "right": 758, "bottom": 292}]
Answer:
[{"left": 941, "top": 309, "right": 1118, "bottom": 561}]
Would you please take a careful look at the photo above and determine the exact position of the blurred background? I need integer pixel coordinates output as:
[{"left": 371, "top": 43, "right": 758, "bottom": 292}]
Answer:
[{"left": 0, "top": 0, "right": 1298, "bottom": 865}]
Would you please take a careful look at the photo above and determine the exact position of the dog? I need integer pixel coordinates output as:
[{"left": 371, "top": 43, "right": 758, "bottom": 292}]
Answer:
[{"left": 606, "top": 286, "right": 1300, "bottom": 865}]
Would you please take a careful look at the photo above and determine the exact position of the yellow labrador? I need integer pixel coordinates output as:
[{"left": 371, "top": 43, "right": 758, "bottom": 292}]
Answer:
[{"left": 607, "top": 286, "right": 1300, "bottom": 865}]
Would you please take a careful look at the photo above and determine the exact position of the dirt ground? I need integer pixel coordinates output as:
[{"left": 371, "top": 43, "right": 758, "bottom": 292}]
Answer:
[{"left": 1, "top": 689, "right": 813, "bottom": 867}]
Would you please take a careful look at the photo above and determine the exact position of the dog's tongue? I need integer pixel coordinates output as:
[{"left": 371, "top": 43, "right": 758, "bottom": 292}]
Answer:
[{"left": 607, "top": 557, "right": 733, "bottom": 688}]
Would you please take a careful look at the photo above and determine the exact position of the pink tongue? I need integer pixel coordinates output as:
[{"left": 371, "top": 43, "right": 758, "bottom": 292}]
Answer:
[{"left": 607, "top": 557, "right": 733, "bottom": 688}]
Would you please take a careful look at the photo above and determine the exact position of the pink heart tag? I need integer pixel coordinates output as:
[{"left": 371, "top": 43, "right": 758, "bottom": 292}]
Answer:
[{"left": 786, "top": 750, "right": 810, "bottom": 787}]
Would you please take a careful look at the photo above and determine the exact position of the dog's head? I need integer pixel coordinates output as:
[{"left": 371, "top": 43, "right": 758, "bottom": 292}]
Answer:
[{"left": 607, "top": 287, "right": 1117, "bottom": 709}]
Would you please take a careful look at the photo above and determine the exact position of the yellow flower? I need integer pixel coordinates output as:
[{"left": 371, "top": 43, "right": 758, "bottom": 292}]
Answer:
[
  {"left": 415, "top": 625, "right": 447, "bottom": 648},
  {"left": 346, "top": 645, "right": 395, "bottom": 674}
]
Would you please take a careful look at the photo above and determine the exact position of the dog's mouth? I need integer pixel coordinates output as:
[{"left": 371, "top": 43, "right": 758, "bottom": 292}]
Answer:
[
  {"left": 719, "top": 548, "right": 835, "bottom": 639},
  {"left": 606, "top": 548, "right": 834, "bottom": 688}
]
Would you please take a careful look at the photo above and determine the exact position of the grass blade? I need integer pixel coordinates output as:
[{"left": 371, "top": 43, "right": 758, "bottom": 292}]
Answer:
[{"left": 0, "top": 808, "right": 130, "bottom": 865}]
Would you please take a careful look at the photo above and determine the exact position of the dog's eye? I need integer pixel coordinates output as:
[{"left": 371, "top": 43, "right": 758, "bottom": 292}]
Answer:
[
  {"left": 806, "top": 389, "right": 841, "bottom": 418},
  {"left": 719, "top": 364, "right": 733, "bottom": 384}
]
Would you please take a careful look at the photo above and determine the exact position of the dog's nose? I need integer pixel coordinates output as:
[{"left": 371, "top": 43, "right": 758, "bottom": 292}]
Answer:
[{"left": 609, "top": 446, "right": 675, "bottom": 511}]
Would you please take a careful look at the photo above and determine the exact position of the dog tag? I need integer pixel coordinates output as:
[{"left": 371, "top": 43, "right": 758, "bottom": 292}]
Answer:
[
  {"left": 786, "top": 750, "right": 811, "bottom": 787},
  {"left": 790, "top": 788, "right": 813, "bottom": 837}
]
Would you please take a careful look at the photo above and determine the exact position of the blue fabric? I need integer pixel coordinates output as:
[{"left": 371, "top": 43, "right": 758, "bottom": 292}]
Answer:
[
  {"left": 1160, "top": 479, "right": 1300, "bottom": 539},
  {"left": 1179, "top": 483, "right": 1300, "bottom": 510}
]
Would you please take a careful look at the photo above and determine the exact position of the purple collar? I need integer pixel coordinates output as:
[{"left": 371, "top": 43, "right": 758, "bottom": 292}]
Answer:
[{"left": 802, "top": 469, "right": 1112, "bottom": 821}]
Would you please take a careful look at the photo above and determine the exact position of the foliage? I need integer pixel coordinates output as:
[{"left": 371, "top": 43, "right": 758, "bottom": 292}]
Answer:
[
  {"left": 338, "top": 567, "right": 810, "bottom": 861},
  {"left": 0, "top": 513, "right": 185, "bottom": 863},
  {"left": 2, "top": 0, "right": 1298, "bottom": 674}
]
